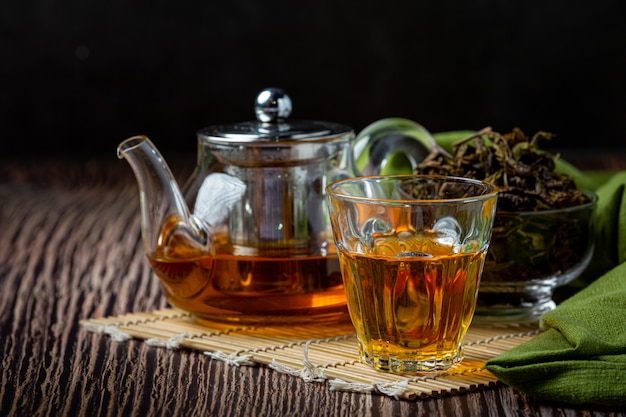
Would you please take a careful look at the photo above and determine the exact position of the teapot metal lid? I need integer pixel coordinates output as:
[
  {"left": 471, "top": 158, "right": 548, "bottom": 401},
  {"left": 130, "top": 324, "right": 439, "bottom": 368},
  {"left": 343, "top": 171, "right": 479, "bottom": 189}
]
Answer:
[{"left": 197, "top": 88, "right": 353, "bottom": 144}]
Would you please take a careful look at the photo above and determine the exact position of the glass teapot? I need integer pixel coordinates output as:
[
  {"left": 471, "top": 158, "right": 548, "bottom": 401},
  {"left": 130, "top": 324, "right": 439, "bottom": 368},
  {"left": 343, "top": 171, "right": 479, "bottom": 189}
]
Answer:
[{"left": 118, "top": 88, "right": 435, "bottom": 325}]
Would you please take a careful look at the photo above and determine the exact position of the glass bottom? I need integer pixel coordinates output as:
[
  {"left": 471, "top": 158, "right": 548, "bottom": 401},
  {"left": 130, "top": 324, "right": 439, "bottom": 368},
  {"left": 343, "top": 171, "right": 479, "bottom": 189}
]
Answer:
[
  {"left": 475, "top": 247, "right": 594, "bottom": 324},
  {"left": 473, "top": 299, "right": 555, "bottom": 324},
  {"left": 193, "top": 307, "right": 352, "bottom": 326},
  {"left": 473, "top": 279, "right": 557, "bottom": 324},
  {"left": 360, "top": 345, "right": 463, "bottom": 373}
]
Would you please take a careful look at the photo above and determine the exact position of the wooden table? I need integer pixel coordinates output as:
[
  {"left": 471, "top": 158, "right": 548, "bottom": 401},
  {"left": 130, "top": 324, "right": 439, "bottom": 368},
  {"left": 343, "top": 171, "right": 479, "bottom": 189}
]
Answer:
[{"left": 2, "top": 153, "right": 625, "bottom": 416}]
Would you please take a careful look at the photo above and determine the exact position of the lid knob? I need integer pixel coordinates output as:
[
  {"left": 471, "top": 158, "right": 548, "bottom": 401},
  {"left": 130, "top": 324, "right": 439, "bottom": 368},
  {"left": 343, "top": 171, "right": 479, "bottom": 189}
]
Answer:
[{"left": 255, "top": 88, "right": 292, "bottom": 123}]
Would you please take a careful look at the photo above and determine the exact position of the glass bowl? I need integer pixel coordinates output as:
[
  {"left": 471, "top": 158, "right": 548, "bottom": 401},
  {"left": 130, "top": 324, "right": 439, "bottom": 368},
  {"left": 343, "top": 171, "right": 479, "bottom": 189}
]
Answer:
[{"left": 473, "top": 190, "right": 597, "bottom": 323}]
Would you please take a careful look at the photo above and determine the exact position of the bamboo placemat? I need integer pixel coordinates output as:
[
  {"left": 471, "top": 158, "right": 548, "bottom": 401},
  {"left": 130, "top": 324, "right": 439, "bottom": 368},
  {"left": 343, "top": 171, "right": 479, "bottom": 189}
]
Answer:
[{"left": 81, "top": 309, "right": 540, "bottom": 400}]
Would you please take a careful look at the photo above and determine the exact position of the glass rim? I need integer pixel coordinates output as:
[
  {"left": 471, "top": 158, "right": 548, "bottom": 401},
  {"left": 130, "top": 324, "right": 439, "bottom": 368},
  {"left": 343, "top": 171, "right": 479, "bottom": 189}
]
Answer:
[
  {"left": 326, "top": 174, "right": 498, "bottom": 204},
  {"left": 496, "top": 189, "right": 598, "bottom": 216}
]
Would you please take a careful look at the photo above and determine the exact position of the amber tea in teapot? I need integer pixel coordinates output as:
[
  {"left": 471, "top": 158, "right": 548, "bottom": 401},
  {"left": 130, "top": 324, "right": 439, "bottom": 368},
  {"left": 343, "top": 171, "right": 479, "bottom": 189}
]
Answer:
[{"left": 148, "top": 214, "right": 346, "bottom": 323}]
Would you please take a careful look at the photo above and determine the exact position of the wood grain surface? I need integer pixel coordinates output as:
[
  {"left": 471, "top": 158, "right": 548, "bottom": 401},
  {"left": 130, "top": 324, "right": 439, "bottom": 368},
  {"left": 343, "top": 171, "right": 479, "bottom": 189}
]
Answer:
[{"left": 1, "top": 155, "right": 625, "bottom": 417}]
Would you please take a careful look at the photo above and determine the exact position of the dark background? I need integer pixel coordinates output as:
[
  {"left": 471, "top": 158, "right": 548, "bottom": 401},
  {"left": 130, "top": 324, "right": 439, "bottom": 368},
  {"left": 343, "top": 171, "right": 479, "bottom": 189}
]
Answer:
[{"left": 2, "top": 0, "right": 625, "bottom": 158}]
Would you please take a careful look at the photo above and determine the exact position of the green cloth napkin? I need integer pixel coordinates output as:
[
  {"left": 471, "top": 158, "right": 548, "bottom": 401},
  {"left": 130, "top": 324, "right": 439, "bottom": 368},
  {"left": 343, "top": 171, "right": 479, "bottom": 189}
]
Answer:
[
  {"left": 431, "top": 129, "right": 626, "bottom": 406},
  {"left": 485, "top": 261, "right": 626, "bottom": 407},
  {"left": 481, "top": 162, "right": 626, "bottom": 408}
]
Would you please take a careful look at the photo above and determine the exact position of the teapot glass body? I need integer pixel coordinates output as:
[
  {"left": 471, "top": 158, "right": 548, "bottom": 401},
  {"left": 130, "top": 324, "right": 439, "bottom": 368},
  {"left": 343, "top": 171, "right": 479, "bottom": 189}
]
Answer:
[
  {"left": 119, "top": 88, "right": 434, "bottom": 325},
  {"left": 171, "top": 121, "right": 355, "bottom": 324}
]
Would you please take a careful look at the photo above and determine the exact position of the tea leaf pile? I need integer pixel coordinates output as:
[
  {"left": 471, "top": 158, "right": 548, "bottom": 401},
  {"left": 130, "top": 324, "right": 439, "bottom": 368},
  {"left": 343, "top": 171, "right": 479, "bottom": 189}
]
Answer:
[{"left": 415, "top": 127, "right": 590, "bottom": 211}]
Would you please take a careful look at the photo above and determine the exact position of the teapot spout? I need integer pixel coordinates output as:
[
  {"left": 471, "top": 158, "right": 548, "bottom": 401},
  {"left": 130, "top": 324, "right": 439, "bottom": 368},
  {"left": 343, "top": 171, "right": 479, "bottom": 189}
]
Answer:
[{"left": 118, "top": 135, "right": 210, "bottom": 259}]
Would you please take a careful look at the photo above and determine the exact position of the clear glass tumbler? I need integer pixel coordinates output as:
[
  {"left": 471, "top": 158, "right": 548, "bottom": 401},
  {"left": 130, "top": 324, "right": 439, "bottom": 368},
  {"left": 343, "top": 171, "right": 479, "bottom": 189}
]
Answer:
[{"left": 326, "top": 175, "right": 498, "bottom": 372}]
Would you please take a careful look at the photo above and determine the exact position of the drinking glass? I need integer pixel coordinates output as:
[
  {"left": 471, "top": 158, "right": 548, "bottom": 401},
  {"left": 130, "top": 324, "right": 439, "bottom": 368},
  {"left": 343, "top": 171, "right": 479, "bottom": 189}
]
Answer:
[{"left": 326, "top": 175, "right": 498, "bottom": 372}]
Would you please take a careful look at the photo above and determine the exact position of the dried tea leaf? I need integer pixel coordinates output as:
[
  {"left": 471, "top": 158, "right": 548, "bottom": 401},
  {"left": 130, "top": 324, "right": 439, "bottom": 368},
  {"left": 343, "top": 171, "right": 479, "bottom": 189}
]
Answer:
[
  {"left": 413, "top": 127, "right": 594, "bottom": 288},
  {"left": 414, "top": 127, "right": 590, "bottom": 212}
]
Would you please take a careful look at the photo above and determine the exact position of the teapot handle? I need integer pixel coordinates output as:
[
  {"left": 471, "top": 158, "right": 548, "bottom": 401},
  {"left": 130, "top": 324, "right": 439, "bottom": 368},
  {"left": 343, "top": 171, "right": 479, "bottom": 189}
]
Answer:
[{"left": 353, "top": 118, "right": 441, "bottom": 176}]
